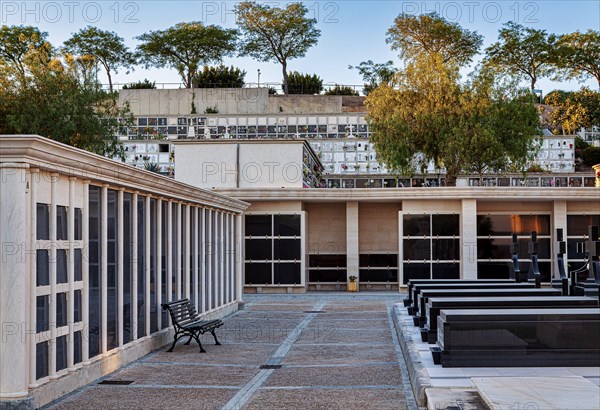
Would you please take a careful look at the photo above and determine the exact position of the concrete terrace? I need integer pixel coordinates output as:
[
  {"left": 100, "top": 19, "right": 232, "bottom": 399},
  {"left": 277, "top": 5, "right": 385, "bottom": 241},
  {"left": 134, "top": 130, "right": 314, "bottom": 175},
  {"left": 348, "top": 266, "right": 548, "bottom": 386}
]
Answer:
[{"left": 45, "top": 294, "right": 417, "bottom": 410}]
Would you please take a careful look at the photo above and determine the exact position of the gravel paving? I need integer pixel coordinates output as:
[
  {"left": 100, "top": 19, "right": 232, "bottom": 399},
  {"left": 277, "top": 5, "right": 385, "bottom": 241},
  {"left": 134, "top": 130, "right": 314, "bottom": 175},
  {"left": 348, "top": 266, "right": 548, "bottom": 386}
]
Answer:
[{"left": 45, "top": 293, "right": 416, "bottom": 410}]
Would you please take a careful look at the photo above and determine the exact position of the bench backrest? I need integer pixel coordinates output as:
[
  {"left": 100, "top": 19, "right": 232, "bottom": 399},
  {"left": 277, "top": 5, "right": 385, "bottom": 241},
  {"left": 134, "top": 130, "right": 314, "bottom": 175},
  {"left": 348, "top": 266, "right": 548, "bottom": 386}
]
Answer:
[{"left": 162, "top": 299, "right": 199, "bottom": 328}]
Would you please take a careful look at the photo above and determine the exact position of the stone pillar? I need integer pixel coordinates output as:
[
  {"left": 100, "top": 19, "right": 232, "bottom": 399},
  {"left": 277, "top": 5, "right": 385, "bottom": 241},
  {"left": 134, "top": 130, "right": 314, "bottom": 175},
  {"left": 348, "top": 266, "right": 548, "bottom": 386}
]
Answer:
[
  {"left": 346, "top": 202, "right": 359, "bottom": 281},
  {"left": 461, "top": 199, "right": 478, "bottom": 279},
  {"left": 235, "top": 214, "right": 243, "bottom": 303},
  {"left": 0, "top": 163, "right": 32, "bottom": 405},
  {"left": 553, "top": 201, "right": 568, "bottom": 279}
]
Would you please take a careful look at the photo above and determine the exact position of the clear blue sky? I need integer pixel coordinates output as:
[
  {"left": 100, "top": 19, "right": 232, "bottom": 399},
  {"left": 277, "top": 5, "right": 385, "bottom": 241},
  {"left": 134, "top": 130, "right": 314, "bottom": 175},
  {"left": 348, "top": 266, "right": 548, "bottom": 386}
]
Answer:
[{"left": 4, "top": 1, "right": 599, "bottom": 93}]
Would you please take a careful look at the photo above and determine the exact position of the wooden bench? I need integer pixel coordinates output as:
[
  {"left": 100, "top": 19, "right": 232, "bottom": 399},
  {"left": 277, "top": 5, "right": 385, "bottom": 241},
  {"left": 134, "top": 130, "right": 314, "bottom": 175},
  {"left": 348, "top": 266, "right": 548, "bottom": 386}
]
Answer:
[{"left": 162, "top": 299, "right": 223, "bottom": 353}]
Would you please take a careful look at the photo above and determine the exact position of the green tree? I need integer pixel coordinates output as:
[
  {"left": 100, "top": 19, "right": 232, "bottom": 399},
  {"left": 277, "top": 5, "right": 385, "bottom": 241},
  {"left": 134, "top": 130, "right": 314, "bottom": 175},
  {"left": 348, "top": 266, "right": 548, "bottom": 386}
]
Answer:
[
  {"left": 286, "top": 71, "right": 323, "bottom": 94},
  {"left": 136, "top": 22, "right": 237, "bottom": 88},
  {"left": 545, "top": 88, "right": 600, "bottom": 134},
  {"left": 0, "top": 25, "right": 50, "bottom": 83},
  {"left": 582, "top": 146, "right": 600, "bottom": 166},
  {"left": 553, "top": 30, "right": 600, "bottom": 88},
  {"left": 0, "top": 36, "right": 130, "bottom": 159},
  {"left": 63, "top": 26, "right": 136, "bottom": 92},
  {"left": 192, "top": 65, "right": 246, "bottom": 88},
  {"left": 484, "top": 22, "right": 556, "bottom": 93},
  {"left": 349, "top": 60, "right": 397, "bottom": 95},
  {"left": 235, "top": 1, "right": 321, "bottom": 94},
  {"left": 366, "top": 54, "right": 540, "bottom": 185},
  {"left": 386, "top": 13, "right": 483, "bottom": 66},
  {"left": 324, "top": 85, "right": 359, "bottom": 96}
]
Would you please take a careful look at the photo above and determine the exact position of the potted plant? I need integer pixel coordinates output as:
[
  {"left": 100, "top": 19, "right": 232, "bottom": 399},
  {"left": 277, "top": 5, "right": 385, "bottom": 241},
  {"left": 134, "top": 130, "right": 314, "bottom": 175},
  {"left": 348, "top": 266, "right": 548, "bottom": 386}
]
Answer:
[{"left": 348, "top": 275, "right": 358, "bottom": 292}]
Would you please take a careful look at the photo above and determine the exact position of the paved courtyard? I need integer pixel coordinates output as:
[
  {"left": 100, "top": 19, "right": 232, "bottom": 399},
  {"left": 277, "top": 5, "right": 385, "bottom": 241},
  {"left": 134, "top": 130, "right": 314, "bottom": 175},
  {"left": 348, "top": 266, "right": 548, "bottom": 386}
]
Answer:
[{"left": 46, "top": 294, "right": 417, "bottom": 410}]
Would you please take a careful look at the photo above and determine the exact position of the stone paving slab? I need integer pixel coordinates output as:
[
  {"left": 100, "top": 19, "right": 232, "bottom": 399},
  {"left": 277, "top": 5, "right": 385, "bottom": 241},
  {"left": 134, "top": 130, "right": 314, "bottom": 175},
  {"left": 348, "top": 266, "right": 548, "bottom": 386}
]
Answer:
[
  {"left": 143, "top": 343, "right": 278, "bottom": 365},
  {"left": 295, "top": 328, "right": 393, "bottom": 344},
  {"left": 51, "top": 386, "right": 237, "bottom": 410},
  {"left": 245, "top": 388, "right": 409, "bottom": 410},
  {"left": 306, "top": 318, "right": 391, "bottom": 329},
  {"left": 113, "top": 362, "right": 260, "bottom": 386},
  {"left": 264, "top": 364, "right": 403, "bottom": 387},
  {"left": 283, "top": 344, "right": 398, "bottom": 365}
]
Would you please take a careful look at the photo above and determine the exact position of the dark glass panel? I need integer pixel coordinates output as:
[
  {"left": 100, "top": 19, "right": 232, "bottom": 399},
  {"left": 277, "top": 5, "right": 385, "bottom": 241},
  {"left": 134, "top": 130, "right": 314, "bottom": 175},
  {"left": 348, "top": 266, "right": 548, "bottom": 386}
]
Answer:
[
  {"left": 74, "top": 331, "right": 82, "bottom": 364},
  {"left": 36, "top": 203, "right": 49, "bottom": 240},
  {"left": 274, "top": 263, "right": 301, "bottom": 284},
  {"left": 477, "top": 262, "right": 511, "bottom": 279},
  {"left": 74, "top": 290, "right": 82, "bottom": 322},
  {"left": 88, "top": 185, "right": 101, "bottom": 358},
  {"left": 309, "top": 254, "right": 347, "bottom": 268},
  {"left": 360, "top": 269, "right": 398, "bottom": 282},
  {"left": 403, "top": 263, "right": 430, "bottom": 283},
  {"left": 309, "top": 269, "right": 347, "bottom": 282},
  {"left": 478, "top": 214, "right": 550, "bottom": 236},
  {"left": 478, "top": 238, "right": 512, "bottom": 260},
  {"left": 150, "top": 198, "right": 158, "bottom": 334},
  {"left": 122, "top": 193, "right": 133, "bottom": 344},
  {"left": 403, "top": 215, "right": 430, "bottom": 236},
  {"left": 36, "top": 295, "right": 49, "bottom": 332},
  {"left": 403, "top": 239, "right": 430, "bottom": 261},
  {"left": 161, "top": 201, "right": 169, "bottom": 325},
  {"left": 172, "top": 205, "right": 178, "bottom": 301},
  {"left": 274, "top": 239, "right": 301, "bottom": 261},
  {"left": 56, "top": 335, "right": 67, "bottom": 371},
  {"left": 244, "top": 263, "right": 272, "bottom": 284},
  {"left": 245, "top": 239, "right": 272, "bottom": 261},
  {"left": 432, "top": 214, "right": 459, "bottom": 236},
  {"left": 432, "top": 263, "right": 460, "bottom": 279},
  {"left": 359, "top": 254, "right": 398, "bottom": 267},
  {"left": 107, "top": 189, "right": 118, "bottom": 349},
  {"left": 36, "top": 342, "right": 48, "bottom": 379},
  {"left": 245, "top": 215, "right": 272, "bottom": 236},
  {"left": 567, "top": 238, "right": 586, "bottom": 259},
  {"left": 74, "top": 208, "right": 82, "bottom": 240},
  {"left": 56, "top": 292, "right": 67, "bottom": 327},
  {"left": 477, "top": 215, "right": 512, "bottom": 236},
  {"left": 56, "top": 249, "right": 67, "bottom": 283},
  {"left": 274, "top": 214, "right": 301, "bottom": 236},
  {"left": 36, "top": 249, "right": 49, "bottom": 286},
  {"left": 432, "top": 239, "right": 460, "bottom": 261},
  {"left": 74, "top": 248, "right": 82, "bottom": 281},
  {"left": 567, "top": 215, "right": 600, "bottom": 236},
  {"left": 56, "top": 205, "right": 68, "bottom": 240}
]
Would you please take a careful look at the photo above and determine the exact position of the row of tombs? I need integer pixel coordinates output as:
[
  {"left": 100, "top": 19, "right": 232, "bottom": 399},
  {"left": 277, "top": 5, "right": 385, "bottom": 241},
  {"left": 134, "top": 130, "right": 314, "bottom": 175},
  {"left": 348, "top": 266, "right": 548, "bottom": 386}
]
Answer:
[
  {"left": 242, "top": 201, "right": 599, "bottom": 293},
  {"left": 400, "top": 224, "right": 599, "bottom": 368}
]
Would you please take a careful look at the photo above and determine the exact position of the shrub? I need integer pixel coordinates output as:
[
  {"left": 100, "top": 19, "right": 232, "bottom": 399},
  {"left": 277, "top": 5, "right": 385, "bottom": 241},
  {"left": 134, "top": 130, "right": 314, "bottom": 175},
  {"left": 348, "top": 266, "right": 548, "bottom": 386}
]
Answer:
[
  {"left": 324, "top": 85, "right": 359, "bottom": 96},
  {"left": 192, "top": 65, "right": 245, "bottom": 88},
  {"left": 122, "top": 79, "right": 156, "bottom": 89},
  {"left": 286, "top": 71, "right": 323, "bottom": 94},
  {"left": 581, "top": 146, "right": 600, "bottom": 166}
]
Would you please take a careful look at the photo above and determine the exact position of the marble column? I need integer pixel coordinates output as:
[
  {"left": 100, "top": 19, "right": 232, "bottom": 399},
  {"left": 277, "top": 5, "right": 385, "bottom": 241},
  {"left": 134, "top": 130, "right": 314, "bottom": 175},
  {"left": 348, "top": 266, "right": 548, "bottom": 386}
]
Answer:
[
  {"left": 553, "top": 200, "right": 568, "bottom": 279},
  {"left": 461, "top": 199, "right": 478, "bottom": 279},
  {"left": 0, "top": 163, "right": 31, "bottom": 402},
  {"left": 346, "top": 202, "right": 359, "bottom": 281}
]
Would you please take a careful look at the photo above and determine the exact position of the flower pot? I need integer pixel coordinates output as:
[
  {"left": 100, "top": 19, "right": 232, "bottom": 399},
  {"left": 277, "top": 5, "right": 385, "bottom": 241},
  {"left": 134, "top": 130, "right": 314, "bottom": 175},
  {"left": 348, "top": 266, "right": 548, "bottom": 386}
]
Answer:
[{"left": 347, "top": 282, "right": 358, "bottom": 292}]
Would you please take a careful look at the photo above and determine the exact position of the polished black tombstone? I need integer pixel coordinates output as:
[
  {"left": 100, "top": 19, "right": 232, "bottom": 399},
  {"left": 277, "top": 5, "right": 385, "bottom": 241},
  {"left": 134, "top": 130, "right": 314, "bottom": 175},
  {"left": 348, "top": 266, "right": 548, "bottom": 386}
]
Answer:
[
  {"left": 433, "top": 308, "right": 600, "bottom": 367},
  {"left": 405, "top": 279, "right": 516, "bottom": 313},
  {"left": 403, "top": 279, "right": 515, "bottom": 308},
  {"left": 571, "top": 226, "right": 600, "bottom": 300},
  {"left": 411, "top": 282, "right": 536, "bottom": 317},
  {"left": 415, "top": 287, "right": 559, "bottom": 327},
  {"left": 551, "top": 228, "right": 569, "bottom": 295},
  {"left": 422, "top": 296, "right": 597, "bottom": 343},
  {"left": 527, "top": 231, "right": 542, "bottom": 288}
]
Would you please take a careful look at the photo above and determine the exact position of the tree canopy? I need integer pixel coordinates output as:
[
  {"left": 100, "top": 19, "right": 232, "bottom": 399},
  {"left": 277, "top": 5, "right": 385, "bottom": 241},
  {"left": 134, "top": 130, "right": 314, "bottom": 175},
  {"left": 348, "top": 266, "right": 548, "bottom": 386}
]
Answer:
[
  {"left": 544, "top": 88, "right": 600, "bottom": 134},
  {"left": 0, "top": 25, "right": 51, "bottom": 83},
  {"left": 365, "top": 54, "right": 541, "bottom": 184},
  {"left": 553, "top": 30, "right": 600, "bottom": 88},
  {"left": 286, "top": 71, "right": 323, "bottom": 94},
  {"left": 0, "top": 26, "right": 130, "bottom": 158},
  {"left": 136, "top": 22, "right": 237, "bottom": 88},
  {"left": 63, "top": 26, "right": 136, "bottom": 92},
  {"left": 484, "top": 21, "right": 556, "bottom": 93},
  {"left": 235, "top": 1, "right": 320, "bottom": 94},
  {"left": 349, "top": 60, "right": 397, "bottom": 95},
  {"left": 386, "top": 13, "right": 483, "bottom": 67},
  {"left": 192, "top": 65, "right": 246, "bottom": 88}
]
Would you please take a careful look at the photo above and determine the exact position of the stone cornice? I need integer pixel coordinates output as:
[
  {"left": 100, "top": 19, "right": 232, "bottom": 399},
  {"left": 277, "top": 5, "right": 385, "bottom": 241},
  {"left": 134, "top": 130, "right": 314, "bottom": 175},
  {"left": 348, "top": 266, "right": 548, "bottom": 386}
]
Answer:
[
  {"left": 214, "top": 187, "right": 600, "bottom": 203},
  {"left": 0, "top": 135, "right": 249, "bottom": 213}
]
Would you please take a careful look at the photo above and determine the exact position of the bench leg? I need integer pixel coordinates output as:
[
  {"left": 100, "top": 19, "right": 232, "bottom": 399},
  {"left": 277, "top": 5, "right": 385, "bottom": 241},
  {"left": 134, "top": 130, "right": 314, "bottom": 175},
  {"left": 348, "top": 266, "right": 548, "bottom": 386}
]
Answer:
[
  {"left": 209, "top": 329, "right": 221, "bottom": 346},
  {"left": 184, "top": 335, "right": 193, "bottom": 345},
  {"left": 167, "top": 334, "right": 183, "bottom": 352},
  {"left": 193, "top": 334, "right": 207, "bottom": 353}
]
